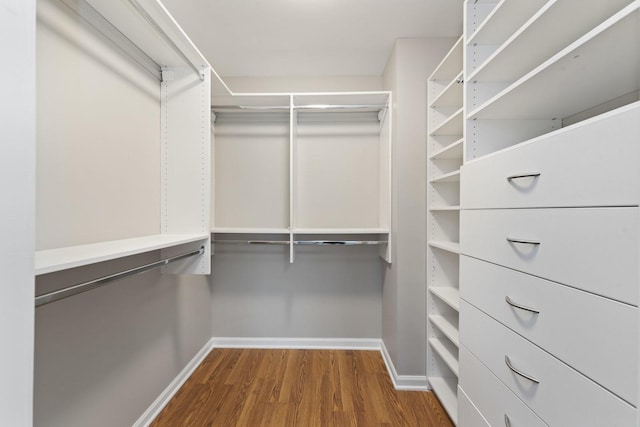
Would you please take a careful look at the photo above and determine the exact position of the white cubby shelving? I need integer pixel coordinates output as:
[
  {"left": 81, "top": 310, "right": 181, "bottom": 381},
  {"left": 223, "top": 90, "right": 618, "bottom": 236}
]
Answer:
[
  {"left": 211, "top": 92, "right": 393, "bottom": 263},
  {"left": 427, "top": 35, "right": 463, "bottom": 424},
  {"left": 36, "top": 0, "right": 230, "bottom": 276}
]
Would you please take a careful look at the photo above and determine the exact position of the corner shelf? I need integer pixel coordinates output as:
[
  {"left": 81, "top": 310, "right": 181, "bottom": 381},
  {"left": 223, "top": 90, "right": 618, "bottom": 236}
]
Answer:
[
  {"left": 430, "top": 287, "right": 461, "bottom": 311},
  {"left": 429, "top": 338, "right": 460, "bottom": 377},
  {"left": 428, "top": 241, "right": 461, "bottom": 254}
]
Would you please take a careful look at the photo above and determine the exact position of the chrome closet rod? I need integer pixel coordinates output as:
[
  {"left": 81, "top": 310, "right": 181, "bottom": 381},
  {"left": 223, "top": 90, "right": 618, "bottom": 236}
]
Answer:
[
  {"left": 212, "top": 240, "right": 387, "bottom": 246},
  {"left": 35, "top": 246, "right": 205, "bottom": 307}
]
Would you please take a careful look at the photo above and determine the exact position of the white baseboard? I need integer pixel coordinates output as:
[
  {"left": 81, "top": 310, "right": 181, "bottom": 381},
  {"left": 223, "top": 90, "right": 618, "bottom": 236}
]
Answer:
[
  {"left": 211, "top": 336, "right": 382, "bottom": 350},
  {"left": 133, "top": 338, "right": 215, "bottom": 427},
  {"left": 380, "top": 341, "right": 429, "bottom": 391}
]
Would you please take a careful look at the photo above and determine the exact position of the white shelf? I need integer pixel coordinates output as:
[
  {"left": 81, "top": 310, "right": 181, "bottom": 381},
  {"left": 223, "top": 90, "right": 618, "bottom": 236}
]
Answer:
[
  {"left": 431, "top": 72, "right": 464, "bottom": 108},
  {"left": 430, "top": 170, "right": 461, "bottom": 184},
  {"left": 467, "top": 0, "right": 548, "bottom": 47},
  {"left": 428, "top": 376, "right": 458, "bottom": 425},
  {"left": 212, "top": 227, "right": 290, "bottom": 234},
  {"left": 35, "top": 234, "right": 208, "bottom": 275},
  {"left": 293, "top": 228, "right": 389, "bottom": 235},
  {"left": 429, "top": 338, "right": 459, "bottom": 377},
  {"left": 430, "top": 107, "right": 463, "bottom": 136},
  {"left": 469, "top": 4, "right": 640, "bottom": 120},
  {"left": 429, "top": 314, "right": 460, "bottom": 347},
  {"left": 429, "top": 206, "right": 461, "bottom": 212},
  {"left": 468, "top": 0, "right": 636, "bottom": 84},
  {"left": 430, "top": 287, "right": 460, "bottom": 312},
  {"left": 430, "top": 36, "right": 464, "bottom": 82},
  {"left": 428, "top": 241, "right": 461, "bottom": 254},
  {"left": 430, "top": 138, "right": 464, "bottom": 160}
]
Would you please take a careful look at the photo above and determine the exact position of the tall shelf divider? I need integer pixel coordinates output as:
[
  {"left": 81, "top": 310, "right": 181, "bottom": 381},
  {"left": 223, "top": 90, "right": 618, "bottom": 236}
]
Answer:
[{"left": 426, "top": 35, "right": 464, "bottom": 425}]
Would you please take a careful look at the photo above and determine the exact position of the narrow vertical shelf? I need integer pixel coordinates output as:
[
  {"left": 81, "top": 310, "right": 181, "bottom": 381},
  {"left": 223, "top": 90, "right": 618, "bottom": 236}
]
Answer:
[{"left": 427, "top": 34, "right": 463, "bottom": 425}]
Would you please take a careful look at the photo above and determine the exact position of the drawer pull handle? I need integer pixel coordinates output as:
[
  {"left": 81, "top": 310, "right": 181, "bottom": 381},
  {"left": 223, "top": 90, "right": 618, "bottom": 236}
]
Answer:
[
  {"left": 505, "top": 355, "right": 540, "bottom": 384},
  {"left": 507, "top": 172, "right": 541, "bottom": 181},
  {"left": 506, "top": 237, "right": 540, "bottom": 245},
  {"left": 504, "top": 414, "right": 512, "bottom": 427},
  {"left": 505, "top": 296, "right": 540, "bottom": 314}
]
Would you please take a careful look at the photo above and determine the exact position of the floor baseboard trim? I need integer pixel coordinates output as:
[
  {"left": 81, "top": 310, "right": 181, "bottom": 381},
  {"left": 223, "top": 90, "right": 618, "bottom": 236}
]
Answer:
[
  {"left": 133, "top": 337, "right": 215, "bottom": 427},
  {"left": 211, "top": 337, "right": 383, "bottom": 350},
  {"left": 380, "top": 341, "right": 429, "bottom": 391}
]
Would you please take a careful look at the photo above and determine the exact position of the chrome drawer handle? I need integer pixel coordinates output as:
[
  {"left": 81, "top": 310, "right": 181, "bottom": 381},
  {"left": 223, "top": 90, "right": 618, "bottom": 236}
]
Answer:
[
  {"left": 505, "top": 355, "right": 540, "bottom": 384},
  {"left": 505, "top": 296, "right": 540, "bottom": 314},
  {"left": 506, "top": 237, "right": 540, "bottom": 245},
  {"left": 507, "top": 172, "right": 540, "bottom": 181},
  {"left": 505, "top": 414, "right": 512, "bottom": 427}
]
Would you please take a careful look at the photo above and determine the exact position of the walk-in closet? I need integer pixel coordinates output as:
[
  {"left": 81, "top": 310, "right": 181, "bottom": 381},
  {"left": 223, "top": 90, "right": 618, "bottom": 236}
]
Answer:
[{"left": 3, "top": 0, "right": 639, "bottom": 425}]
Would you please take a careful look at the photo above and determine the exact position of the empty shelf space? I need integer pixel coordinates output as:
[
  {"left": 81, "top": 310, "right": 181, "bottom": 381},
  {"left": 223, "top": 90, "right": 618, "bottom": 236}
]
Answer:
[
  {"left": 429, "top": 315, "right": 460, "bottom": 347},
  {"left": 431, "top": 72, "right": 464, "bottom": 108},
  {"left": 430, "top": 287, "right": 460, "bottom": 311},
  {"left": 430, "top": 36, "right": 464, "bottom": 82},
  {"left": 35, "top": 234, "right": 208, "bottom": 275},
  {"left": 428, "top": 376, "right": 458, "bottom": 425},
  {"left": 430, "top": 170, "right": 461, "bottom": 183},
  {"left": 428, "top": 241, "right": 461, "bottom": 254},
  {"left": 430, "top": 107, "right": 463, "bottom": 136},
  {"left": 429, "top": 338, "right": 459, "bottom": 377},
  {"left": 429, "top": 138, "right": 464, "bottom": 160},
  {"left": 467, "top": 0, "right": 548, "bottom": 47},
  {"left": 293, "top": 228, "right": 389, "bottom": 235},
  {"left": 212, "top": 227, "right": 290, "bottom": 234}
]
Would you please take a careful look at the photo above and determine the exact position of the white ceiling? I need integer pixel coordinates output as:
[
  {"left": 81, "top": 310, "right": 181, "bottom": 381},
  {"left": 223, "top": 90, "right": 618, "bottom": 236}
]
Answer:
[{"left": 161, "top": 0, "right": 463, "bottom": 78}]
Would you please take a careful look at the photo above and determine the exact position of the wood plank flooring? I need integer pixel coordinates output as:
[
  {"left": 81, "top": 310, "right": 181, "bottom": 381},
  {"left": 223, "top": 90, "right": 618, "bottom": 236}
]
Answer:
[{"left": 151, "top": 349, "right": 454, "bottom": 427}]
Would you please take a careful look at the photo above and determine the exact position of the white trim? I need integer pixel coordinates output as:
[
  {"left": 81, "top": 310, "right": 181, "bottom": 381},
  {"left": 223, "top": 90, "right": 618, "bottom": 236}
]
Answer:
[
  {"left": 380, "top": 341, "right": 429, "bottom": 391},
  {"left": 211, "top": 337, "right": 382, "bottom": 350},
  {"left": 132, "top": 338, "right": 215, "bottom": 427}
]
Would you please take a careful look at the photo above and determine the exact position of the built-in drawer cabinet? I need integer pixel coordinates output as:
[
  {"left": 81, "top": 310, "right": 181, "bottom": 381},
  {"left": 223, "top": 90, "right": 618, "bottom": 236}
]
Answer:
[
  {"left": 460, "top": 255, "right": 637, "bottom": 405},
  {"left": 460, "top": 207, "right": 639, "bottom": 305},
  {"left": 461, "top": 103, "right": 640, "bottom": 209},
  {"left": 459, "top": 346, "right": 548, "bottom": 427},
  {"left": 460, "top": 301, "right": 636, "bottom": 426}
]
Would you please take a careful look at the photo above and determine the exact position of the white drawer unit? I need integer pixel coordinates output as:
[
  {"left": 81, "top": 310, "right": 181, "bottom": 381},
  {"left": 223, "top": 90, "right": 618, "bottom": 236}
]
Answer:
[
  {"left": 460, "top": 255, "right": 637, "bottom": 405},
  {"left": 460, "top": 207, "right": 639, "bottom": 305},
  {"left": 461, "top": 102, "right": 640, "bottom": 209},
  {"left": 460, "top": 301, "right": 636, "bottom": 427},
  {"left": 459, "top": 346, "right": 548, "bottom": 427},
  {"left": 457, "top": 387, "right": 491, "bottom": 427}
]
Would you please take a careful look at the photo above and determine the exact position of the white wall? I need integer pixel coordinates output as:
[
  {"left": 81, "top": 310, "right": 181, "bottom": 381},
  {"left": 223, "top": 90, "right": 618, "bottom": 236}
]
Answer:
[
  {"left": 382, "top": 38, "right": 457, "bottom": 378},
  {"left": 33, "top": 1, "right": 213, "bottom": 425},
  {"left": 0, "top": 1, "right": 36, "bottom": 425}
]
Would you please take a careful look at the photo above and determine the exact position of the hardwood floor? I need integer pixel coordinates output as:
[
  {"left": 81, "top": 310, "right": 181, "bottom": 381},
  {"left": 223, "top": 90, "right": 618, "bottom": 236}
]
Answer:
[{"left": 151, "top": 349, "right": 454, "bottom": 427}]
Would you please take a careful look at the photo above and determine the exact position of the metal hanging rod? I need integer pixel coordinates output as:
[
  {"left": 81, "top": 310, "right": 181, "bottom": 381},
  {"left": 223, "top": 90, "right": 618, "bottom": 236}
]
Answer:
[
  {"left": 35, "top": 246, "right": 205, "bottom": 307},
  {"left": 210, "top": 104, "right": 387, "bottom": 112},
  {"left": 213, "top": 240, "right": 387, "bottom": 246}
]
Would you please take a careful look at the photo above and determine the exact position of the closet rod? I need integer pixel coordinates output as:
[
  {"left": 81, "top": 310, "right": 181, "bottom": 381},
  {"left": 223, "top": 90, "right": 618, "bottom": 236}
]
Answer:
[
  {"left": 213, "top": 240, "right": 386, "bottom": 246},
  {"left": 126, "top": 0, "right": 206, "bottom": 80},
  {"left": 35, "top": 246, "right": 204, "bottom": 307},
  {"left": 59, "top": 0, "right": 161, "bottom": 80}
]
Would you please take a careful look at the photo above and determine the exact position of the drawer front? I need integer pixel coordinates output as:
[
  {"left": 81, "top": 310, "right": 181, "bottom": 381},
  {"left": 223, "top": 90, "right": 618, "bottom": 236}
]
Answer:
[
  {"left": 460, "top": 207, "right": 638, "bottom": 305},
  {"left": 459, "top": 347, "right": 548, "bottom": 427},
  {"left": 460, "top": 301, "right": 636, "bottom": 426},
  {"left": 461, "top": 103, "right": 640, "bottom": 209},
  {"left": 460, "top": 255, "right": 637, "bottom": 405}
]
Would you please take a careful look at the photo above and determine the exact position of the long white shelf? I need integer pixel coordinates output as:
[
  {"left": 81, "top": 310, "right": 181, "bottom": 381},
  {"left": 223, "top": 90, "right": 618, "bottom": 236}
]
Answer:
[
  {"left": 212, "top": 227, "right": 290, "bottom": 234},
  {"left": 429, "top": 338, "right": 459, "bottom": 377},
  {"left": 35, "top": 234, "right": 208, "bottom": 275},
  {"left": 429, "top": 206, "right": 461, "bottom": 212},
  {"left": 428, "top": 241, "right": 461, "bottom": 254},
  {"left": 469, "top": 4, "right": 639, "bottom": 120},
  {"left": 468, "top": 0, "right": 636, "bottom": 84},
  {"left": 430, "top": 287, "right": 460, "bottom": 312},
  {"left": 430, "top": 138, "right": 463, "bottom": 160},
  {"left": 428, "top": 376, "right": 458, "bottom": 425},
  {"left": 466, "top": 0, "right": 547, "bottom": 47},
  {"left": 429, "top": 315, "right": 460, "bottom": 347},
  {"left": 430, "top": 36, "right": 464, "bottom": 82},
  {"left": 293, "top": 228, "right": 389, "bottom": 234}
]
